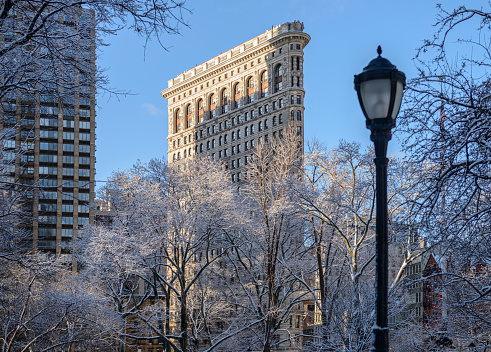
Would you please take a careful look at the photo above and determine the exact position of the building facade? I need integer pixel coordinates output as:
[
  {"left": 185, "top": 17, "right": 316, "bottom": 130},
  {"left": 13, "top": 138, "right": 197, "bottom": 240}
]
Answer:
[
  {"left": 0, "top": 8, "right": 96, "bottom": 258},
  {"left": 162, "top": 21, "right": 310, "bottom": 181}
]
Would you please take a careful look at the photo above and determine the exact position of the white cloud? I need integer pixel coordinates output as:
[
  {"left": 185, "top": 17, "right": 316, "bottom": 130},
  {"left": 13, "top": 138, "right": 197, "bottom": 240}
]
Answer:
[{"left": 141, "top": 103, "right": 164, "bottom": 117}]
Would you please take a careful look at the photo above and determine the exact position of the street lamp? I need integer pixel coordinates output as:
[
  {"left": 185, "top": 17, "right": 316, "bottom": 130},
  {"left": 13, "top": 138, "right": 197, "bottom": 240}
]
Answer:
[{"left": 354, "top": 46, "right": 405, "bottom": 352}]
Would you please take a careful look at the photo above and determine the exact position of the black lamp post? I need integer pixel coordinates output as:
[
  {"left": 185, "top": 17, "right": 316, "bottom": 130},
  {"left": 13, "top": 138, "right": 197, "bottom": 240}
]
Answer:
[{"left": 354, "top": 46, "right": 405, "bottom": 352}]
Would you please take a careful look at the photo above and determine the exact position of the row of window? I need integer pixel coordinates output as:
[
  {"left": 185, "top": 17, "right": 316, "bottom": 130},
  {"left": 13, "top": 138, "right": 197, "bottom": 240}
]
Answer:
[
  {"left": 173, "top": 65, "right": 298, "bottom": 132},
  {"left": 171, "top": 42, "right": 303, "bottom": 103},
  {"left": 39, "top": 166, "right": 90, "bottom": 177},
  {"left": 39, "top": 203, "right": 89, "bottom": 213},
  {"left": 39, "top": 142, "right": 91, "bottom": 152},
  {"left": 38, "top": 179, "right": 90, "bottom": 188},
  {"left": 173, "top": 129, "right": 290, "bottom": 162},
  {"left": 38, "top": 228, "right": 77, "bottom": 238},
  {"left": 39, "top": 191, "right": 90, "bottom": 201},
  {"left": 175, "top": 92, "right": 302, "bottom": 140}
]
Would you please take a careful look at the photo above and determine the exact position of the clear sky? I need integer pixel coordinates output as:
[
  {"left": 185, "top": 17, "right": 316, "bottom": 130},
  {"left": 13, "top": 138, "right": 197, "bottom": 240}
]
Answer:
[{"left": 95, "top": 0, "right": 467, "bottom": 187}]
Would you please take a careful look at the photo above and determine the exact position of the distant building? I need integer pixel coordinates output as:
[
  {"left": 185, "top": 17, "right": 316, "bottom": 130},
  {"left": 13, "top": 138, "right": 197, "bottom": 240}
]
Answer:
[
  {"left": 0, "top": 8, "right": 96, "bottom": 258},
  {"left": 162, "top": 21, "right": 310, "bottom": 183}
]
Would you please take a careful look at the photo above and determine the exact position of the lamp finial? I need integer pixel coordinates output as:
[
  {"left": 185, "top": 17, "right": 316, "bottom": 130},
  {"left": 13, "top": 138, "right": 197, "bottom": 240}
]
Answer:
[{"left": 377, "top": 46, "right": 382, "bottom": 56}]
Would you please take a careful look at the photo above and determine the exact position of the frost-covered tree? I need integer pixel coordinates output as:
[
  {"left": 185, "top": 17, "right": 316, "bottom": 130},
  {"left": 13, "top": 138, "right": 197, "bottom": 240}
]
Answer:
[
  {"left": 0, "top": 0, "right": 189, "bottom": 99},
  {"left": 78, "top": 157, "right": 248, "bottom": 352},
  {"left": 298, "top": 141, "right": 427, "bottom": 351},
  {"left": 399, "top": 3, "right": 491, "bottom": 348},
  {"left": 223, "top": 130, "right": 311, "bottom": 352}
]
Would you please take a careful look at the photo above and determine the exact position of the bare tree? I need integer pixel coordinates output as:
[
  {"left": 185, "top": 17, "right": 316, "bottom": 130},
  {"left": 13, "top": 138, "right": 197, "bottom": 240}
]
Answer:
[
  {"left": 298, "top": 140, "right": 427, "bottom": 351},
  {"left": 0, "top": 0, "right": 189, "bottom": 99},
  {"left": 78, "top": 157, "right": 250, "bottom": 352},
  {"left": 223, "top": 130, "right": 312, "bottom": 352},
  {"left": 399, "top": 3, "right": 491, "bottom": 349}
]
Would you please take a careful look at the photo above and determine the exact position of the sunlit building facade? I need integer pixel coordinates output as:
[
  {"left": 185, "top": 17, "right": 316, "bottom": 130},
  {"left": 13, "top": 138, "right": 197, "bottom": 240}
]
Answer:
[{"left": 162, "top": 21, "right": 309, "bottom": 183}]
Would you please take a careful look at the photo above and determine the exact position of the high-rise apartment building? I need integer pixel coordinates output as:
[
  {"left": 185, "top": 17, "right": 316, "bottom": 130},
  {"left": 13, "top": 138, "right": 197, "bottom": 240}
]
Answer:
[
  {"left": 162, "top": 21, "right": 309, "bottom": 179},
  {"left": 0, "top": 8, "right": 96, "bottom": 258}
]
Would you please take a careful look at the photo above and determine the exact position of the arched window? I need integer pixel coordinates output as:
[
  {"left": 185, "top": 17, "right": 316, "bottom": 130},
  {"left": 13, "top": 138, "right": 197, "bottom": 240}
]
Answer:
[
  {"left": 264, "top": 119, "right": 268, "bottom": 129},
  {"left": 247, "top": 77, "right": 254, "bottom": 103},
  {"left": 297, "top": 111, "right": 302, "bottom": 121},
  {"left": 174, "top": 109, "right": 182, "bottom": 133},
  {"left": 184, "top": 150, "right": 187, "bottom": 158},
  {"left": 274, "top": 64, "right": 283, "bottom": 92},
  {"left": 258, "top": 121, "right": 262, "bottom": 131},
  {"left": 197, "top": 99, "right": 204, "bottom": 124},
  {"left": 186, "top": 104, "right": 192, "bottom": 129},
  {"left": 219, "top": 136, "right": 223, "bottom": 146},
  {"left": 209, "top": 94, "right": 216, "bottom": 118},
  {"left": 212, "top": 139, "right": 215, "bottom": 148},
  {"left": 233, "top": 83, "right": 242, "bottom": 108},
  {"left": 260, "top": 71, "right": 268, "bottom": 98},
  {"left": 245, "top": 126, "right": 248, "bottom": 137},
  {"left": 221, "top": 89, "right": 229, "bottom": 114}
]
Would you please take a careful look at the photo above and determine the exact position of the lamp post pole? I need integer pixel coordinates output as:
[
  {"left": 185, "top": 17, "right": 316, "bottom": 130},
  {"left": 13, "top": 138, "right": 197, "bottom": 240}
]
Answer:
[
  {"left": 371, "top": 124, "right": 392, "bottom": 352},
  {"left": 354, "top": 46, "right": 405, "bottom": 352}
]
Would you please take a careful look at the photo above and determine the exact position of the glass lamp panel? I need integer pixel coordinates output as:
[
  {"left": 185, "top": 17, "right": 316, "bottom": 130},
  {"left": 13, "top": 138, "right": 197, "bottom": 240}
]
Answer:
[
  {"left": 390, "top": 81, "right": 404, "bottom": 120},
  {"left": 360, "top": 78, "right": 391, "bottom": 120}
]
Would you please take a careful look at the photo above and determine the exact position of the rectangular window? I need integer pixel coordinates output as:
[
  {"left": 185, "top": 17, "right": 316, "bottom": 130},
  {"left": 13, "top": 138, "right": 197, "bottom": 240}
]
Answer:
[
  {"left": 63, "top": 155, "right": 74, "bottom": 164},
  {"left": 62, "top": 229, "right": 73, "bottom": 238},
  {"left": 40, "top": 106, "right": 58, "bottom": 115},
  {"left": 79, "top": 145, "right": 90, "bottom": 153},
  {"left": 63, "top": 120, "right": 75, "bottom": 128},
  {"left": 40, "top": 118, "right": 57, "bottom": 127},
  {"left": 39, "top": 203, "right": 57, "bottom": 212},
  {"left": 62, "top": 204, "right": 74, "bottom": 212},
  {"left": 39, "top": 166, "right": 57, "bottom": 175},
  {"left": 62, "top": 192, "right": 74, "bottom": 200},
  {"left": 79, "top": 109, "right": 90, "bottom": 117},
  {"left": 62, "top": 217, "right": 73, "bottom": 225},
  {"left": 79, "top": 121, "right": 90, "bottom": 129},
  {"left": 39, "top": 154, "right": 57, "bottom": 163},
  {"left": 63, "top": 108, "right": 74, "bottom": 116},
  {"left": 79, "top": 192, "right": 90, "bottom": 201},
  {"left": 63, "top": 168, "right": 74, "bottom": 176},
  {"left": 79, "top": 169, "right": 90, "bottom": 177},
  {"left": 40, "top": 142, "right": 58, "bottom": 151},
  {"left": 79, "top": 133, "right": 90, "bottom": 141},
  {"left": 63, "top": 144, "right": 75, "bottom": 152},
  {"left": 40, "top": 191, "right": 58, "bottom": 200},
  {"left": 63, "top": 132, "right": 74, "bottom": 140},
  {"left": 78, "top": 204, "right": 89, "bottom": 213},
  {"left": 78, "top": 217, "right": 89, "bottom": 225}
]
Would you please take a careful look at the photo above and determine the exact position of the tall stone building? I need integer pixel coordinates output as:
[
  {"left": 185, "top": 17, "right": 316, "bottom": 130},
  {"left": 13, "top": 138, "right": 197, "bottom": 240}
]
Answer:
[
  {"left": 0, "top": 8, "right": 96, "bottom": 258},
  {"left": 162, "top": 21, "right": 309, "bottom": 180}
]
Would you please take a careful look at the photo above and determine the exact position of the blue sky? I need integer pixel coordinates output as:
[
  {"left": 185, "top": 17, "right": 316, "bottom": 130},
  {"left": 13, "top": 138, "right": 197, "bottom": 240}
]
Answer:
[{"left": 95, "top": 0, "right": 467, "bottom": 186}]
